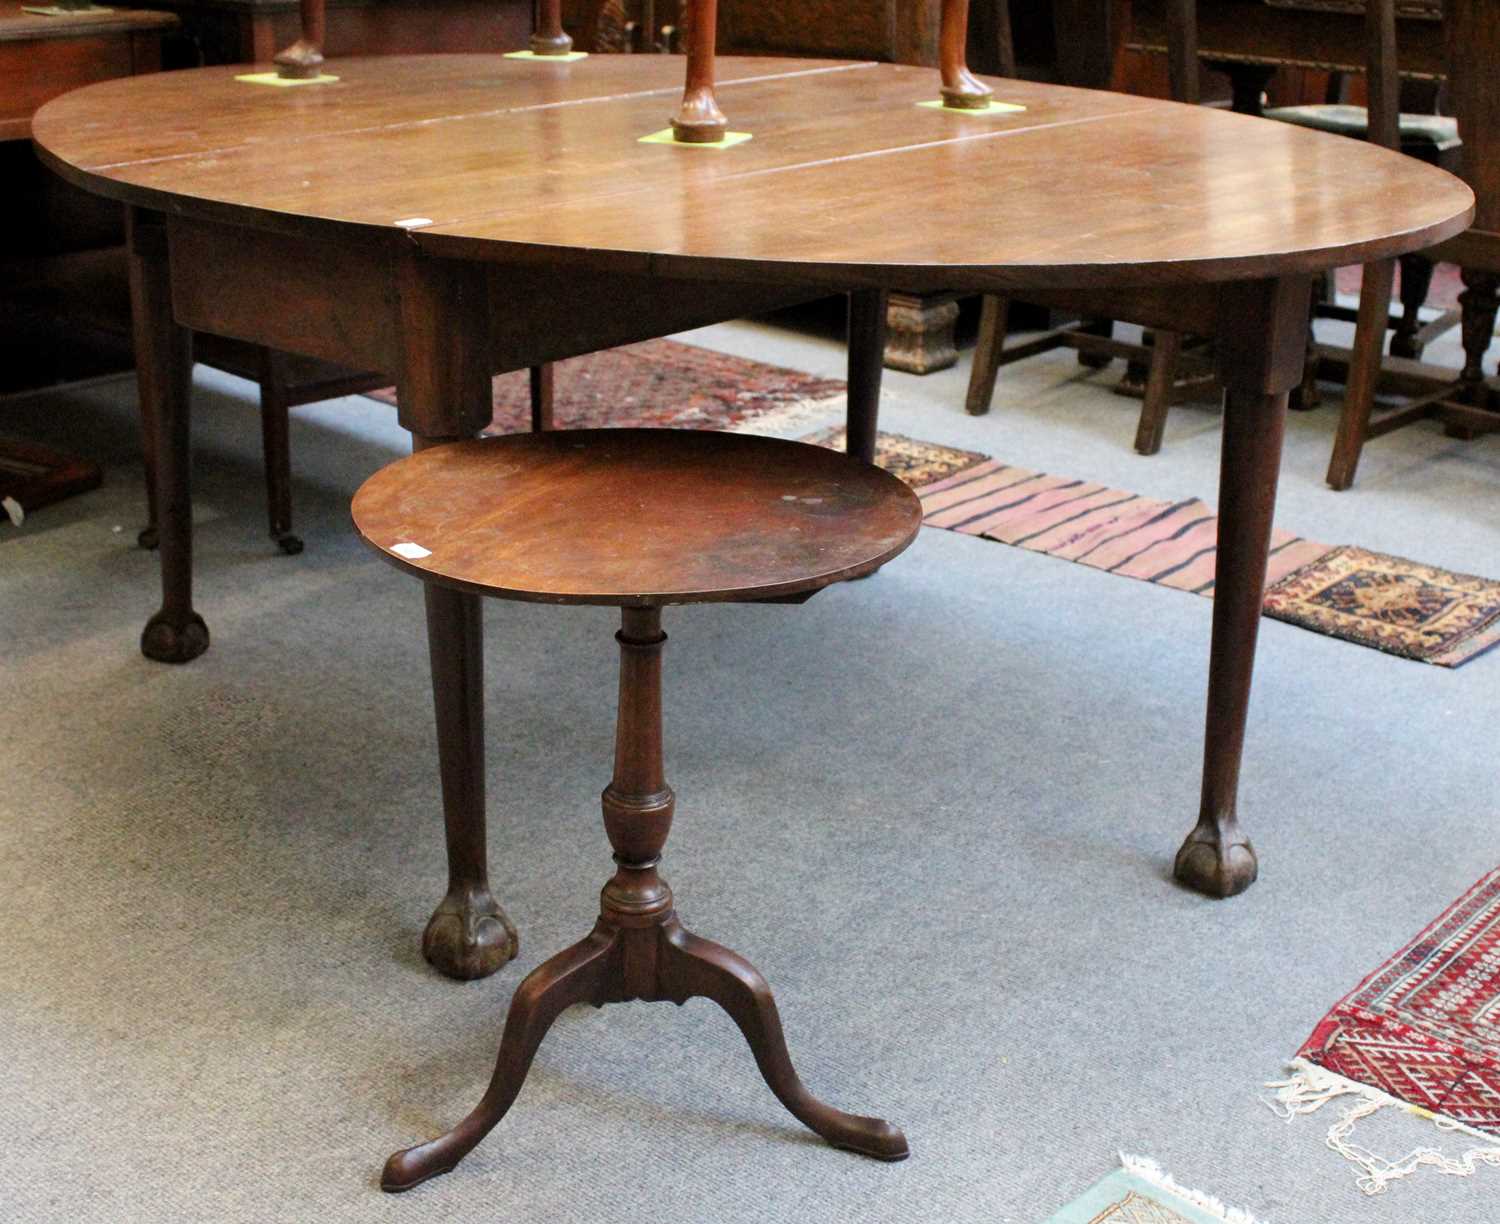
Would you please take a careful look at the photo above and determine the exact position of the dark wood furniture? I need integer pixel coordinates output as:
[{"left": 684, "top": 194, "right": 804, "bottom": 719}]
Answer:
[
  {"left": 1125, "top": 0, "right": 1500, "bottom": 483},
  {"left": 712, "top": 0, "right": 963, "bottom": 371},
  {"left": 0, "top": 0, "right": 175, "bottom": 497},
  {"left": 0, "top": 1, "right": 174, "bottom": 140},
  {"left": 355, "top": 429, "right": 920, "bottom": 1190},
  {"left": 272, "top": 0, "right": 326, "bottom": 76},
  {"left": 140, "top": 0, "right": 531, "bottom": 67},
  {"left": 34, "top": 58, "right": 1471, "bottom": 970},
  {"left": 963, "top": 0, "right": 1201, "bottom": 451}
]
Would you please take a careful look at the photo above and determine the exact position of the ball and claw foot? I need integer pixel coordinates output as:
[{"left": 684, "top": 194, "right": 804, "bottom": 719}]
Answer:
[
  {"left": 1174, "top": 821, "right": 1258, "bottom": 898},
  {"left": 422, "top": 887, "right": 518, "bottom": 981},
  {"left": 141, "top": 609, "right": 209, "bottom": 664},
  {"left": 137, "top": 525, "right": 159, "bottom": 550},
  {"left": 273, "top": 531, "right": 304, "bottom": 556}
]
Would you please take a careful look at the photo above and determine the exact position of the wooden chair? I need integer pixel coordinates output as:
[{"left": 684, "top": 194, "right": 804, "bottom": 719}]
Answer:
[
  {"left": 961, "top": 0, "right": 1206, "bottom": 455},
  {"left": 1323, "top": 0, "right": 1500, "bottom": 487},
  {"left": 1125, "top": 0, "right": 1491, "bottom": 484},
  {"left": 353, "top": 429, "right": 920, "bottom": 1191}
]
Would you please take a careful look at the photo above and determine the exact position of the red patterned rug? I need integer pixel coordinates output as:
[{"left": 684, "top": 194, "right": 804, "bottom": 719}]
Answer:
[
  {"left": 366, "top": 338, "right": 846, "bottom": 434},
  {"left": 1267, "top": 869, "right": 1500, "bottom": 1193}
]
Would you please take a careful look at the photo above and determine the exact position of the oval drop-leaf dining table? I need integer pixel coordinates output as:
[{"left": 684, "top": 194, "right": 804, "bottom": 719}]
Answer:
[{"left": 32, "top": 54, "right": 1473, "bottom": 977}]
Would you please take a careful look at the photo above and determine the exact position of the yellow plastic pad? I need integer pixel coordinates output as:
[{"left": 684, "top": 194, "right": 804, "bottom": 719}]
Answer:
[
  {"left": 503, "top": 50, "right": 589, "bottom": 61},
  {"left": 916, "top": 99, "right": 1027, "bottom": 115},
  {"left": 638, "top": 129, "right": 753, "bottom": 149},
  {"left": 235, "top": 71, "right": 341, "bottom": 87}
]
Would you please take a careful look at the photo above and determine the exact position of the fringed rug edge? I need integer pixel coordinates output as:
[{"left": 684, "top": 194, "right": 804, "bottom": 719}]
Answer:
[
  {"left": 1263, "top": 1057, "right": 1500, "bottom": 1195},
  {"left": 1117, "top": 1153, "right": 1268, "bottom": 1223}
]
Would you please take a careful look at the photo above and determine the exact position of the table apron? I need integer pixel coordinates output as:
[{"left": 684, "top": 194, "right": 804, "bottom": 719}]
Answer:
[{"left": 166, "top": 215, "right": 824, "bottom": 379}]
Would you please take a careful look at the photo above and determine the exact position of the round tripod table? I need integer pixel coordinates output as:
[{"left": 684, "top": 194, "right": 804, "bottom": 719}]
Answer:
[
  {"left": 354, "top": 429, "right": 922, "bottom": 1189},
  {"left": 32, "top": 55, "right": 1473, "bottom": 974}
]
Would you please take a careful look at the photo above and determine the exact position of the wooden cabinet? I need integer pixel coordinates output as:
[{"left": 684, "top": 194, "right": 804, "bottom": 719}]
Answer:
[
  {"left": 719, "top": 0, "right": 940, "bottom": 65},
  {"left": 137, "top": 0, "right": 531, "bottom": 67},
  {"left": 0, "top": 2, "right": 175, "bottom": 140}
]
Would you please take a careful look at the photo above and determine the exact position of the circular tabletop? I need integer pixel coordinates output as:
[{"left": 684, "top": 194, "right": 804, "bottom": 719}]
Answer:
[
  {"left": 32, "top": 54, "right": 1473, "bottom": 292},
  {"left": 351, "top": 431, "right": 923, "bottom": 605}
]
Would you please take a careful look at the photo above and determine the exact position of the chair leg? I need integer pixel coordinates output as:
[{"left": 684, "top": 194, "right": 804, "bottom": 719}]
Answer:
[
  {"left": 1458, "top": 268, "right": 1500, "bottom": 398},
  {"left": 1075, "top": 318, "right": 1114, "bottom": 370},
  {"left": 964, "top": 295, "right": 1008, "bottom": 416},
  {"left": 1326, "top": 259, "right": 1396, "bottom": 490},
  {"left": 1445, "top": 269, "right": 1500, "bottom": 439},
  {"left": 1290, "top": 271, "right": 1326, "bottom": 412},
  {"left": 529, "top": 363, "right": 553, "bottom": 432},
  {"left": 1133, "top": 329, "right": 1182, "bottom": 455},
  {"left": 257, "top": 348, "right": 303, "bottom": 555},
  {"left": 1390, "top": 253, "right": 1435, "bottom": 360}
]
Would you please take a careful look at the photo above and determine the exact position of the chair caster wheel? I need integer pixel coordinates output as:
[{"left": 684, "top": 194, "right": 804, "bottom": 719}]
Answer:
[{"left": 274, "top": 532, "right": 304, "bottom": 556}]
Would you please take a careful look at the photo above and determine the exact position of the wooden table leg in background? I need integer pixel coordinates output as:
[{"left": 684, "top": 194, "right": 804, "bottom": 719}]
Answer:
[
  {"left": 397, "top": 251, "right": 518, "bottom": 980},
  {"left": 127, "top": 207, "right": 208, "bottom": 663},
  {"left": 845, "top": 289, "right": 887, "bottom": 465},
  {"left": 1174, "top": 276, "right": 1310, "bottom": 898}
]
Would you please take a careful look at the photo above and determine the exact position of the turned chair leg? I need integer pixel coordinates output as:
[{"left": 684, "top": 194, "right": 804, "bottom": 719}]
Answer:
[
  {"left": 1457, "top": 268, "right": 1500, "bottom": 402},
  {"left": 257, "top": 348, "right": 303, "bottom": 555},
  {"left": 1326, "top": 258, "right": 1396, "bottom": 490},
  {"left": 530, "top": 0, "right": 573, "bottom": 55},
  {"left": 273, "top": 0, "right": 326, "bottom": 79},
  {"left": 1390, "top": 253, "right": 1435, "bottom": 360},
  {"left": 382, "top": 606, "right": 905, "bottom": 1191},
  {"left": 671, "top": 0, "right": 726, "bottom": 142},
  {"left": 1444, "top": 268, "right": 1500, "bottom": 440},
  {"left": 938, "top": 0, "right": 992, "bottom": 109}
]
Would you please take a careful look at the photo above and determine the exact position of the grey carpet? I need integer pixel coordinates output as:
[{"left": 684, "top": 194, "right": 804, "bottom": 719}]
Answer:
[{"left": 2, "top": 320, "right": 1498, "bottom": 1223}]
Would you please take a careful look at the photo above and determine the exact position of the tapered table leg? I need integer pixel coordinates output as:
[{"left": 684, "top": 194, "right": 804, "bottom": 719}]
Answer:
[
  {"left": 397, "top": 251, "right": 516, "bottom": 979},
  {"left": 418, "top": 581, "right": 518, "bottom": 978},
  {"left": 127, "top": 207, "right": 207, "bottom": 663},
  {"left": 1175, "top": 277, "right": 1309, "bottom": 898},
  {"left": 846, "top": 289, "right": 887, "bottom": 465}
]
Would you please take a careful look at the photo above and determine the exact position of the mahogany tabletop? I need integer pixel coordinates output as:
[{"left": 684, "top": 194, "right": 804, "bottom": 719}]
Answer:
[
  {"left": 32, "top": 53, "right": 1473, "bottom": 292},
  {"left": 351, "top": 431, "right": 923, "bottom": 605}
]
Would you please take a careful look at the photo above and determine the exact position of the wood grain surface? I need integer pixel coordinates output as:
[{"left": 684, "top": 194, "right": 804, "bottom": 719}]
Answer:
[
  {"left": 32, "top": 53, "right": 1473, "bottom": 291},
  {"left": 351, "top": 430, "right": 923, "bottom": 604}
]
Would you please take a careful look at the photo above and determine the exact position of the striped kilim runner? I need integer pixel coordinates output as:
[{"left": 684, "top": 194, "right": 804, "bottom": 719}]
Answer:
[
  {"left": 812, "top": 432, "right": 1500, "bottom": 669},
  {"left": 915, "top": 457, "right": 1329, "bottom": 594}
]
